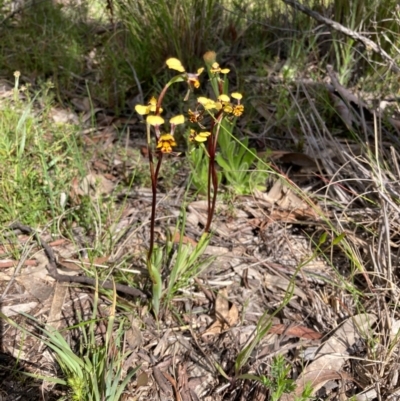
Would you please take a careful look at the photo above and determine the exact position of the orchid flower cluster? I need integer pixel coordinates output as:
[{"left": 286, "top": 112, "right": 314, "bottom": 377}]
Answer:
[{"left": 134, "top": 53, "right": 243, "bottom": 156}]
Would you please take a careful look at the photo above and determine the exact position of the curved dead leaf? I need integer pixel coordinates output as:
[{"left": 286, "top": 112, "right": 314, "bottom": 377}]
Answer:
[
  {"left": 202, "top": 288, "right": 239, "bottom": 337},
  {"left": 282, "top": 313, "right": 377, "bottom": 400},
  {"left": 269, "top": 324, "right": 322, "bottom": 340}
]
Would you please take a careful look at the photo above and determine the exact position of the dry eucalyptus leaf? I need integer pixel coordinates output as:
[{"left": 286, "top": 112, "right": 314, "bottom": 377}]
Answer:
[
  {"left": 17, "top": 276, "right": 53, "bottom": 302},
  {"left": 202, "top": 288, "right": 239, "bottom": 337},
  {"left": 269, "top": 324, "right": 322, "bottom": 340},
  {"left": 16, "top": 254, "right": 55, "bottom": 301},
  {"left": 76, "top": 173, "right": 115, "bottom": 198},
  {"left": 168, "top": 227, "right": 197, "bottom": 246},
  {"left": 125, "top": 317, "right": 143, "bottom": 350},
  {"left": 279, "top": 152, "right": 318, "bottom": 168},
  {"left": 282, "top": 313, "right": 377, "bottom": 400},
  {"left": 137, "top": 372, "right": 149, "bottom": 387},
  {"left": 153, "top": 367, "right": 173, "bottom": 396},
  {"left": 215, "top": 288, "right": 229, "bottom": 318},
  {"left": 70, "top": 96, "right": 91, "bottom": 112},
  {"left": 49, "top": 107, "right": 79, "bottom": 124},
  {"left": 267, "top": 179, "right": 308, "bottom": 210},
  {"left": 1, "top": 302, "right": 38, "bottom": 317},
  {"left": 330, "top": 92, "right": 356, "bottom": 129},
  {"left": 264, "top": 273, "right": 307, "bottom": 301}
]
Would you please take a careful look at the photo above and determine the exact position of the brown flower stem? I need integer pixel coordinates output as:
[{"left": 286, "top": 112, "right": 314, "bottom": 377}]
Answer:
[
  {"left": 147, "top": 146, "right": 164, "bottom": 273},
  {"left": 218, "top": 79, "right": 223, "bottom": 95},
  {"left": 155, "top": 152, "right": 163, "bottom": 180},
  {"left": 204, "top": 114, "right": 222, "bottom": 233},
  {"left": 156, "top": 83, "right": 170, "bottom": 115},
  {"left": 147, "top": 148, "right": 156, "bottom": 267},
  {"left": 147, "top": 80, "right": 169, "bottom": 268},
  {"left": 204, "top": 119, "right": 215, "bottom": 233},
  {"left": 206, "top": 172, "right": 211, "bottom": 229},
  {"left": 209, "top": 158, "right": 219, "bottom": 233}
]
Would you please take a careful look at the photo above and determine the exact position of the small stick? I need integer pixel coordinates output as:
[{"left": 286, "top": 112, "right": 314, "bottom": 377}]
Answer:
[
  {"left": 282, "top": 0, "right": 400, "bottom": 74},
  {"left": 9, "top": 222, "right": 147, "bottom": 299}
]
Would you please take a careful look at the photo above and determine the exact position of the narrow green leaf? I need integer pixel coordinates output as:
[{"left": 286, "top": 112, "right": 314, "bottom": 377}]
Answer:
[
  {"left": 215, "top": 362, "right": 230, "bottom": 380},
  {"left": 318, "top": 231, "right": 327, "bottom": 246},
  {"left": 332, "top": 232, "right": 346, "bottom": 245}
]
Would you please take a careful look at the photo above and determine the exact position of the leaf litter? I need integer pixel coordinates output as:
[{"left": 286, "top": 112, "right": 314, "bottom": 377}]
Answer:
[{"left": 1, "top": 63, "right": 400, "bottom": 401}]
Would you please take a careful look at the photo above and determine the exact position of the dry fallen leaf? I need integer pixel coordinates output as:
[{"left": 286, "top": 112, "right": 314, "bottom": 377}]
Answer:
[
  {"left": 58, "top": 256, "right": 109, "bottom": 271},
  {"left": 264, "top": 273, "right": 307, "bottom": 301},
  {"left": 49, "top": 107, "right": 79, "bottom": 124},
  {"left": 168, "top": 227, "right": 198, "bottom": 246},
  {"left": 281, "top": 313, "right": 377, "bottom": 400},
  {"left": 271, "top": 151, "right": 319, "bottom": 169},
  {"left": 70, "top": 173, "right": 115, "bottom": 201},
  {"left": 269, "top": 324, "right": 322, "bottom": 340},
  {"left": 202, "top": 288, "right": 239, "bottom": 337},
  {"left": 0, "top": 259, "right": 37, "bottom": 268},
  {"left": 267, "top": 179, "right": 309, "bottom": 210},
  {"left": 125, "top": 317, "right": 143, "bottom": 350},
  {"left": 1, "top": 302, "right": 38, "bottom": 317},
  {"left": 17, "top": 276, "right": 53, "bottom": 302},
  {"left": 136, "top": 372, "right": 149, "bottom": 387},
  {"left": 153, "top": 366, "right": 173, "bottom": 396},
  {"left": 16, "top": 254, "right": 55, "bottom": 301}
]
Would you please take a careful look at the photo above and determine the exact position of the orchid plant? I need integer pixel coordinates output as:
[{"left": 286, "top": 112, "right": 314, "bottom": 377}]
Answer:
[{"left": 134, "top": 52, "right": 244, "bottom": 315}]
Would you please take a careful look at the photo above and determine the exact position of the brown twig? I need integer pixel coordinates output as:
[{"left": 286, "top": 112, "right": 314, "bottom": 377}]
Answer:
[
  {"left": 9, "top": 222, "right": 147, "bottom": 299},
  {"left": 281, "top": 0, "right": 400, "bottom": 74}
]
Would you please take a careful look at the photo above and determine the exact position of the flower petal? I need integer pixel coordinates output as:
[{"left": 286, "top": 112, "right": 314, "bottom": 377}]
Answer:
[
  {"left": 166, "top": 58, "right": 185, "bottom": 72},
  {"left": 218, "top": 94, "right": 230, "bottom": 103},
  {"left": 148, "top": 96, "right": 157, "bottom": 105},
  {"left": 157, "top": 133, "right": 177, "bottom": 153},
  {"left": 170, "top": 114, "right": 185, "bottom": 125},
  {"left": 231, "top": 92, "right": 243, "bottom": 100},
  {"left": 147, "top": 115, "right": 165, "bottom": 126},
  {"left": 210, "top": 63, "right": 221, "bottom": 74},
  {"left": 195, "top": 131, "right": 211, "bottom": 142},
  {"left": 204, "top": 102, "right": 218, "bottom": 110},
  {"left": 233, "top": 105, "right": 244, "bottom": 116},
  {"left": 159, "top": 133, "right": 175, "bottom": 142},
  {"left": 198, "top": 96, "right": 211, "bottom": 105},
  {"left": 135, "top": 104, "right": 149, "bottom": 115},
  {"left": 223, "top": 104, "right": 233, "bottom": 113}
]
